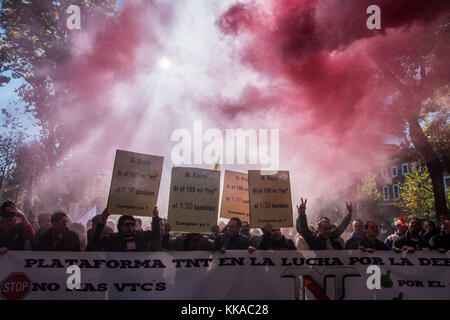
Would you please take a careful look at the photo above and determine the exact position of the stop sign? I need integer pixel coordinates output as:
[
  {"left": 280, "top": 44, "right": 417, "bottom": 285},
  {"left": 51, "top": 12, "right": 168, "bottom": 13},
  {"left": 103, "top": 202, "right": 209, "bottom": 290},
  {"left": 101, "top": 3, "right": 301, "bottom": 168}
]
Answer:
[{"left": 0, "top": 273, "right": 32, "bottom": 300}]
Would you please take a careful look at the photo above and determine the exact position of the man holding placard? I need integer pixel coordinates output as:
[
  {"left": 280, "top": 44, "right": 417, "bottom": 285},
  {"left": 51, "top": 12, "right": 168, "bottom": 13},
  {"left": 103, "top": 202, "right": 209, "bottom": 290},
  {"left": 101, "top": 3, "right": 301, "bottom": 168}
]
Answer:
[
  {"left": 91, "top": 208, "right": 145, "bottom": 251},
  {"left": 98, "top": 150, "right": 165, "bottom": 251},
  {"left": 90, "top": 207, "right": 161, "bottom": 251},
  {"left": 248, "top": 170, "right": 294, "bottom": 229}
]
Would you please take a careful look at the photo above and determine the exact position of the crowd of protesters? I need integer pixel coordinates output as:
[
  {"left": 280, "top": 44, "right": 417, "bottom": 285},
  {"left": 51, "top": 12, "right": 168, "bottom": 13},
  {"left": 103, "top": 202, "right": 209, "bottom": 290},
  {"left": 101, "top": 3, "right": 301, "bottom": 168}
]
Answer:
[{"left": 0, "top": 199, "right": 449, "bottom": 254}]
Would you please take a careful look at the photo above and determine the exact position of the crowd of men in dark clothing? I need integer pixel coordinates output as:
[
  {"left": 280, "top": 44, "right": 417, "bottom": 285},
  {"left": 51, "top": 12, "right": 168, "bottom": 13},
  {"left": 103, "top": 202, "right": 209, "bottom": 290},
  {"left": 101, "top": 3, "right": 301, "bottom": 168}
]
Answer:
[{"left": 0, "top": 199, "right": 449, "bottom": 255}]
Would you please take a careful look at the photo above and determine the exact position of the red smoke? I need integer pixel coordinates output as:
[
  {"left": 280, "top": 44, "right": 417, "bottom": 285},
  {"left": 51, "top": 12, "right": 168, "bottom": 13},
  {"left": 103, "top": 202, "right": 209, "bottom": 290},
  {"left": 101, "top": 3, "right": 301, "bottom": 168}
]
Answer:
[
  {"left": 50, "top": 1, "right": 169, "bottom": 159},
  {"left": 216, "top": 0, "right": 449, "bottom": 159},
  {"left": 31, "top": 0, "right": 449, "bottom": 213},
  {"left": 210, "top": 0, "right": 450, "bottom": 211}
]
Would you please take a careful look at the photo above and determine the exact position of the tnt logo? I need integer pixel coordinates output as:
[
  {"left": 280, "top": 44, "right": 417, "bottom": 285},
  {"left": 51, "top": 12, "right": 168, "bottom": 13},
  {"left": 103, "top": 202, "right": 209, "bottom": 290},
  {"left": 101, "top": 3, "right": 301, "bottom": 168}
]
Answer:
[
  {"left": 281, "top": 267, "right": 361, "bottom": 300},
  {"left": 0, "top": 273, "right": 32, "bottom": 300}
]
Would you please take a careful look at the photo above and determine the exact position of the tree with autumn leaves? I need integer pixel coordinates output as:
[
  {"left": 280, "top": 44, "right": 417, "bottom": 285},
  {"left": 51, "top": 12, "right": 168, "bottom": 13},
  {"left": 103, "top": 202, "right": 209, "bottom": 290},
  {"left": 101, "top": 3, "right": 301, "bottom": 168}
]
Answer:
[
  {"left": 371, "top": 16, "right": 450, "bottom": 219},
  {"left": 395, "top": 165, "right": 450, "bottom": 220},
  {"left": 0, "top": 0, "right": 117, "bottom": 214}
]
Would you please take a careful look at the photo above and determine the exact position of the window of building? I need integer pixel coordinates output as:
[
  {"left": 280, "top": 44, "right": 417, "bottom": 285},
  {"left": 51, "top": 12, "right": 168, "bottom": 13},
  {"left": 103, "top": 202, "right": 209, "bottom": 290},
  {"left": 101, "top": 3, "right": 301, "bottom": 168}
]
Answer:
[
  {"left": 381, "top": 168, "right": 388, "bottom": 178},
  {"left": 444, "top": 176, "right": 450, "bottom": 194},
  {"left": 413, "top": 161, "right": 421, "bottom": 172},
  {"left": 402, "top": 163, "right": 409, "bottom": 175},
  {"left": 393, "top": 184, "right": 400, "bottom": 199},
  {"left": 391, "top": 166, "right": 398, "bottom": 177},
  {"left": 383, "top": 185, "right": 390, "bottom": 200}
]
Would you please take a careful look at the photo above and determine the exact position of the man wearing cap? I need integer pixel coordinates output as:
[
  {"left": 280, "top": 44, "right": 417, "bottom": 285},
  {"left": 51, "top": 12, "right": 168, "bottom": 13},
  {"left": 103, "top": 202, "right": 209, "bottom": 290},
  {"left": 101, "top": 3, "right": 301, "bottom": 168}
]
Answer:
[
  {"left": 36, "top": 212, "right": 81, "bottom": 251},
  {"left": 385, "top": 219, "right": 407, "bottom": 249},
  {"left": 0, "top": 201, "right": 35, "bottom": 251}
]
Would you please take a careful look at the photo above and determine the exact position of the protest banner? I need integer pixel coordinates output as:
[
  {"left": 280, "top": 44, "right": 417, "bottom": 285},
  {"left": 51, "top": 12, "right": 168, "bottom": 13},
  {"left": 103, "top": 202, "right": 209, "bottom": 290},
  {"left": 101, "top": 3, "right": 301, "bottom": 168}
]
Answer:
[
  {"left": 107, "top": 150, "right": 164, "bottom": 217},
  {"left": 167, "top": 167, "right": 220, "bottom": 233},
  {"left": 248, "top": 170, "right": 293, "bottom": 228},
  {"left": 220, "top": 170, "right": 249, "bottom": 222},
  {"left": 1, "top": 251, "right": 449, "bottom": 300}
]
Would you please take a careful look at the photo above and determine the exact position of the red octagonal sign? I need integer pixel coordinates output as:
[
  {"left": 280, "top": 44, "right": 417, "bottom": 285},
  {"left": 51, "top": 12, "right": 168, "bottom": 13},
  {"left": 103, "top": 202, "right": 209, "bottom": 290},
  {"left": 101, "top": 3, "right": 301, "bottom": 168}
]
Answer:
[{"left": 1, "top": 272, "right": 32, "bottom": 300}]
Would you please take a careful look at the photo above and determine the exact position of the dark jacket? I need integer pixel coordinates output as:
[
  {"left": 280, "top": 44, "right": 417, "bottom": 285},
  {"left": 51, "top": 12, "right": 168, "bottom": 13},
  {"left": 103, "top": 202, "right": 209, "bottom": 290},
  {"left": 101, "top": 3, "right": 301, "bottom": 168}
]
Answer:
[
  {"left": 429, "top": 232, "right": 450, "bottom": 251},
  {"left": 36, "top": 228, "right": 81, "bottom": 251},
  {"left": 393, "top": 231, "right": 429, "bottom": 250},
  {"left": 162, "top": 233, "right": 221, "bottom": 251},
  {"left": 89, "top": 216, "right": 162, "bottom": 252},
  {"left": 0, "top": 222, "right": 35, "bottom": 250},
  {"left": 423, "top": 228, "right": 441, "bottom": 244},
  {"left": 357, "top": 238, "right": 389, "bottom": 250},
  {"left": 384, "top": 232, "right": 401, "bottom": 249},
  {"left": 296, "top": 212, "right": 351, "bottom": 250},
  {"left": 344, "top": 232, "right": 367, "bottom": 249},
  {"left": 220, "top": 232, "right": 253, "bottom": 250},
  {"left": 257, "top": 231, "right": 296, "bottom": 250},
  {"left": 85, "top": 225, "right": 114, "bottom": 251},
  {"left": 143, "top": 216, "right": 162, "bottom": 251},
  {"left": 31, "top": 227, "right": 51, "bottom": 250},
  {"left": 90, "top": 222, "right": 148, "bottom": 251}
]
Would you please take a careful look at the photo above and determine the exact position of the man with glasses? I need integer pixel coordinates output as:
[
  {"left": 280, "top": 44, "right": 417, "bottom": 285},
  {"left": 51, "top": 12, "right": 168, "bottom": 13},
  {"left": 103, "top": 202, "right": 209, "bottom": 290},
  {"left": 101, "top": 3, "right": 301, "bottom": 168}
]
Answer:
[
  {"left": 90, "top": 208, "right": 160, "bottom": 251},
  {"left": 296, "top": 198, "right": 353, "bottom": 250}
]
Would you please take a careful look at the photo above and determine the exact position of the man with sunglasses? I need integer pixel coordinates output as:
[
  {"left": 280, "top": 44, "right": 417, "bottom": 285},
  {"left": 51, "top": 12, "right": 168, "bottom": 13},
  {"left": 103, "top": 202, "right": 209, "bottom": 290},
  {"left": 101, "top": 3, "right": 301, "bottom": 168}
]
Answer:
[
  {"left": 296, "top": 198, "right": 353, "bottom": 250},
  {"left": 90, "top": 207, "right": 161, "bottom": 251}
]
